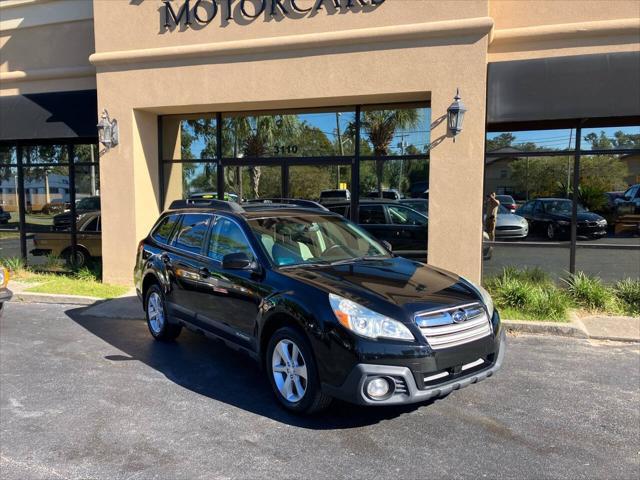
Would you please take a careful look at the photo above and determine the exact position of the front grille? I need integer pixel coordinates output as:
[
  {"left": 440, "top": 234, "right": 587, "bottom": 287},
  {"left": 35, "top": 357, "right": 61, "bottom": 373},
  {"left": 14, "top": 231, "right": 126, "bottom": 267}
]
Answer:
[
  {"left": 415, "top": 303, "right": 492, "bottom": 350},
  {"left": 496, "top": 225, "right": 521, "bottom": 231}
]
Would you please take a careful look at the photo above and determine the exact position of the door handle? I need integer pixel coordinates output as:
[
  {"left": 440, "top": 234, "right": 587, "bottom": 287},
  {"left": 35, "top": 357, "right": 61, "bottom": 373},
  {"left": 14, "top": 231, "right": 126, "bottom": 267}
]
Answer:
[{"left": 199, "top": 267, "right": 210, "bottom": 278}]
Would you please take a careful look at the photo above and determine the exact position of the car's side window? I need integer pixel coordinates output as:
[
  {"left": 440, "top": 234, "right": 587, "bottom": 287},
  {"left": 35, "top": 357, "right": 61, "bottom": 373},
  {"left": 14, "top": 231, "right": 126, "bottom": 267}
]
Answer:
[
  {"left": 533, "top": 202, "right": 544, "bottom": 215},
  {"left": 387, "top": 205, "right": 426, "bottom": 226},
  {"left": 173, "top": 214, "right": 211, "bottom": 255},
  {"left": 359, "top": 205, "right": 386, "bottom": 225},
  {"left": 151, "top": 214, "right": 181, "bottom": 245},
  {"left": 83, "top": 216, "right": 100, "bottom": 233},
  {"left": 208, "top": 217, "right": 254, "bottom": 262}
]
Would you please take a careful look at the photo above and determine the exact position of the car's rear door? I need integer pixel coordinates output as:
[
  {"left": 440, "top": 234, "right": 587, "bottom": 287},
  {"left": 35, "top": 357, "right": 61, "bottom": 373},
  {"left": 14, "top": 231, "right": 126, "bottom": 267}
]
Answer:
[{"left": 164, "top": 213, "right": 213, "bottom": 322}]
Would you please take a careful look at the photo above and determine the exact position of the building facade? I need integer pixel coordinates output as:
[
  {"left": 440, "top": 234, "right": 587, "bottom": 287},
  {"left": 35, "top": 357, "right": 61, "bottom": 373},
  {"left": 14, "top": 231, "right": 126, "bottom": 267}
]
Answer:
[{"left": 1, "top": 0, "right": 639, "bottom": 284}]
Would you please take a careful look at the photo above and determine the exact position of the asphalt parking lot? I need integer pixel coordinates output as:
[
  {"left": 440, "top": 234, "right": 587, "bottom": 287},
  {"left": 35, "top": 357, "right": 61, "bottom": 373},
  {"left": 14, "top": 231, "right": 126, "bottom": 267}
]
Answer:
[{"left": 1, "top": 302, "right": 639, "bottom": 480}]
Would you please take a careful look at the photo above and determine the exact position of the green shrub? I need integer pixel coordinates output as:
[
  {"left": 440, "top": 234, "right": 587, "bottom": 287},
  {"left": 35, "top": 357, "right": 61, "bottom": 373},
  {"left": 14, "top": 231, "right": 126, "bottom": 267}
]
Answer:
[
  {"left": 614, "top": 279, "right": 640, "bottom": 316},
  {"left": 1, "top": 256, "right": 25, "bottom": 273},
  {"left": 563, "top": 272, "right": 618, "bottom": 312},
  {"left": 527, "top": 287, "right": 570, "bottom": 321}
]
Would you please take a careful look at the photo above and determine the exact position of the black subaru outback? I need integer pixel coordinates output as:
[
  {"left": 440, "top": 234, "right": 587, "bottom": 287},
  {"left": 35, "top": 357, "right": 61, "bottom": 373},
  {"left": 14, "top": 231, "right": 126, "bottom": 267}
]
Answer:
[{"left": 134, "top": 199, "right": 505, "bottom": 414}]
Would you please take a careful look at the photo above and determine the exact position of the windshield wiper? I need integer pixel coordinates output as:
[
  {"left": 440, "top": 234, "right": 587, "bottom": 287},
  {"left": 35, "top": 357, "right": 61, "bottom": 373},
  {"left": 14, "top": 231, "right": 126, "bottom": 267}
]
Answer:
[{"left": 329, "top": 256, "right": 386, "bottom": 266}]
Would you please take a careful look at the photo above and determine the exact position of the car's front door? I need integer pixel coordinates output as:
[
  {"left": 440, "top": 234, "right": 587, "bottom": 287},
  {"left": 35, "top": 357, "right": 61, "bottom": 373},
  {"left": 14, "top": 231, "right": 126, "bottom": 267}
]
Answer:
[
  {"left": 165, "top": 213, "right": 212, "bottom": 322},
  {"left": 197, "top": 215, "right": 264, "bottom": 349},
  {"left": 358, "top": 204, "right": 392, "bottom": 244},
  {"left": 385, "top": 204, "right": 428, "bottom": 258}
]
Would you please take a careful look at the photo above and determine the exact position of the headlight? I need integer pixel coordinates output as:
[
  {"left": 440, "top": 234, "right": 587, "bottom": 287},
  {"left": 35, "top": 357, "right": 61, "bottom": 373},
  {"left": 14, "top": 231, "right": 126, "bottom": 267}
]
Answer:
[
  {"left": 460, "top": 277, "right": 494, "bottom": 319},
  {"left": 597, "top": 219, "right": 607, "bottom": 226},
  {"left": 329, "top": 294, "right": 414, "bottom": 341}
]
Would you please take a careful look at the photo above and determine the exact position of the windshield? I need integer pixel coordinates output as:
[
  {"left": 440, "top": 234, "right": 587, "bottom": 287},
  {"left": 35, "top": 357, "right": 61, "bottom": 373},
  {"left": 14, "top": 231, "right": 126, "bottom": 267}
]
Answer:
[
  {"left": 76, "top": 197, "right": 100, "bottom": 210},
  {"left": 544, "top": 200, "right": 586, "bottom": 214},
  {"left": 248, "top": 214, "right": 389, "bottom": 267}
]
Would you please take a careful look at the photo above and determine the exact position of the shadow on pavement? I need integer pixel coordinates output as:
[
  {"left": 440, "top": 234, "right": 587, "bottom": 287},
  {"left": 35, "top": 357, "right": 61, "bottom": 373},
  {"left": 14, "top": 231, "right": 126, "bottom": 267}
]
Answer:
[{"left": 65, "top": 306, "right": 431, "bottom": 430}]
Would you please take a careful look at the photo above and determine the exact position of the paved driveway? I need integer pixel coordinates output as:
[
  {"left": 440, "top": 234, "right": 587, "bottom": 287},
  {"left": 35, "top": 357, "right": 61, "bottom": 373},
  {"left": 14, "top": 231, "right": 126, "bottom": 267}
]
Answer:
[{"left": 1, "top": 302, "right": 639, "bottom": 480}]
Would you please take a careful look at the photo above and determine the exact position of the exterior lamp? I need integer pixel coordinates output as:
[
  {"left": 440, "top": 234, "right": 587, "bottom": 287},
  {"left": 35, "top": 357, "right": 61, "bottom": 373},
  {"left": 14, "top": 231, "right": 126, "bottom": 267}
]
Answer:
[
  {"left": 97, "top": 109, "right": 119, "bottom": 150},
  {"left": 447, "top": 88, "right": 467, "bottom": 142}
]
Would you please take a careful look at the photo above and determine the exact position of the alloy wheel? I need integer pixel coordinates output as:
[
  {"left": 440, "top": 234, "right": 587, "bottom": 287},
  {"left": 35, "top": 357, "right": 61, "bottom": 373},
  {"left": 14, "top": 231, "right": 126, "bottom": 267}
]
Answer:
[
  {"left": 147, "top": 292, "right": 165, "bottom": 334},
  {"left": 271, "top": 339, "right": 308, "bottom": 403},
  {"left": 547, "top": 223, "right": 555, "bottom": 239}
]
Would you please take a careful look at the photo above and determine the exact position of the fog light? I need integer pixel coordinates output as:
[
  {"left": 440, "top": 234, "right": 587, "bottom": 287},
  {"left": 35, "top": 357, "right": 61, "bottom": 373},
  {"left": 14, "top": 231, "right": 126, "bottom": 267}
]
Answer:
[{"left": 366, "top": 377, "right": 391, "bottom": 399}]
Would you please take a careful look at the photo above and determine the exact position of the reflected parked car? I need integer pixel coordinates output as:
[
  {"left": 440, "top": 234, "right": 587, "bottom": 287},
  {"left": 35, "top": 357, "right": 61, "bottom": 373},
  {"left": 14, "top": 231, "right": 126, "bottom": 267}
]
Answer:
[
  {"left": 326, "top": 200, "right": 427, "bottom": 259},
  {"left": 319, "top": 189, "right": 350, "bottom": 204},
  {"left": 364, "top": 189, "right": 403, "bottom": 200},
  {"left": 53, "top": 196, "right": 101, "bottom": 231},
  {"left": 399, "top": 198, "right": 428, "bottom": 216},
  {"left": 517, "top": 198, "right": 607, "bottom": 240},
  {"left": 0, "top": 206, "right": 10, "bottom": 224},
  {"left": 31, "top": 211, "right": 101, "bottom": 267},
  {"left": 615, "top": 184, "right": 640, "bottom": 214},
  {"left": 495, "top": 195, "right": 517, "bottom": 213},
  {"left": 484, "top": 205, "right": 529, "bottom": 240}
]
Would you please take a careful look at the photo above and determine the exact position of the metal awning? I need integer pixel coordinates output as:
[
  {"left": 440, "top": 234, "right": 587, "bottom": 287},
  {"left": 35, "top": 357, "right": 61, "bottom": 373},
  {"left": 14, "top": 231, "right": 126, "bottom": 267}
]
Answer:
[
  {"left": 0, "top": 89, "right": 98, "bottom": 142},
  {"left": 487, "top": 51, "right": 640, "bottom": 129}
]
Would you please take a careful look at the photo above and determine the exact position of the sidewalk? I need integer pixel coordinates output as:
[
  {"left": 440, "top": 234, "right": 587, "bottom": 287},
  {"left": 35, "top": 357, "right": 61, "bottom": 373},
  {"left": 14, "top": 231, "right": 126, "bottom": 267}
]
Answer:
[{"left": 8, "top": 289, "right": 640, "bottom": 342}]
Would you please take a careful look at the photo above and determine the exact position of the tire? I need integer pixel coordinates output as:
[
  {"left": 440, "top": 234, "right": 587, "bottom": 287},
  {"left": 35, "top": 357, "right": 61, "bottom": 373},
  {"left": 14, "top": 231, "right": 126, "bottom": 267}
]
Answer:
[
  {"left": 63, "top": 248, "right": 89, "bottom": 268},
  {"left": 266, "top": 326, "right": 332, "bottom": 414},
  {"left": 546, "top": 223, "right": 556, "bottom": 240},
  {"left": 145, "top": 284, "right": 181, "bottom": 341}
]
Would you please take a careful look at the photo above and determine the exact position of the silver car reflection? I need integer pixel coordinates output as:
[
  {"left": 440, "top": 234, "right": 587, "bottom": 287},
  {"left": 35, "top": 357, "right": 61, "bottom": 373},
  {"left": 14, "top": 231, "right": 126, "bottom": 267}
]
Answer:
[{"left": 486, "top": 205, "right": 529, "bottom": 239}]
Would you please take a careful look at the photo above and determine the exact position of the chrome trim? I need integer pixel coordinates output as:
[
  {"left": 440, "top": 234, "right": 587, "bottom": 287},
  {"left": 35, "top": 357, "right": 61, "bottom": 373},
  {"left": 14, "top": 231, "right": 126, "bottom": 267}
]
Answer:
[
  {"left": 462, "top": 358, "right": 485, "bottom": 371},
  {"left": 424, "top": 371, "right": 450, "bottom": 382},
  {"left": 414, "top": 302, "right": 480, "bottom": 319},
  {"left": 416, "top": 302, "right": 492, "bottom": 350}
]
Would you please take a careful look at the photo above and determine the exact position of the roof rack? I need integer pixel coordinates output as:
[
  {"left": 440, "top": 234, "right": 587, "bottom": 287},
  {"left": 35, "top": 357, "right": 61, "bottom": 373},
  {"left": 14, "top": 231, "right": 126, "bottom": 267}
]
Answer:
[
  {"left": 244, "top": 198, "right": 328, "bottom": 211},
  {"left": 168, "top": 198, "right": 245, "bottom": 213}
]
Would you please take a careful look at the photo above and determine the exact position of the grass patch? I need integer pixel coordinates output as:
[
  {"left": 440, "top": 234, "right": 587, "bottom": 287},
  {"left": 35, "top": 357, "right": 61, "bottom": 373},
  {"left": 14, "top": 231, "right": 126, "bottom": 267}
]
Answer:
[
  {"left": 1, "top": 257, "right": 128, "bottom": 299},
  {"left": 485, "top": 267, "right": 639, "bottom": 322},
  {"left": 25, "top": 276, "right": 128, "bottom": 299}
]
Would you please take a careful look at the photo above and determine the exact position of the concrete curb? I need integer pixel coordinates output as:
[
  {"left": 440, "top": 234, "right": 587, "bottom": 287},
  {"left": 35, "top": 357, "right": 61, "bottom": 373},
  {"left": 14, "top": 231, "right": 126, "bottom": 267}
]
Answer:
[
  {"left": 502, "top": 319, "right": 589, "bottom": 339},
  {"left": 11, "top": 292, "right": 104, "bottom": 306}
]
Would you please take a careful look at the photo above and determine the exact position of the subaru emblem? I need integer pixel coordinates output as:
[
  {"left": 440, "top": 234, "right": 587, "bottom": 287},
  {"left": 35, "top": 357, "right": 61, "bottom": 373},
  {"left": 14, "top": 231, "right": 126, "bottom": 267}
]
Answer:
[{"left": 452, "top": 309, "right": 468, "bottom": 324}]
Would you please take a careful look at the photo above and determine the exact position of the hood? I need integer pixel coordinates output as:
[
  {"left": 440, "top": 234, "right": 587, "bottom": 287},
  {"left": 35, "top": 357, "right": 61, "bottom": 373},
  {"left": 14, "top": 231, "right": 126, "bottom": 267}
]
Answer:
[
  {"left": 496, "top": 213, "right": 527, "bottom": 226},
  {"left": 279, "top": 257, "right": 480, "bottom": 321},
  {"left": 547, "top": 211, "right": 604, "bottom": 222}
]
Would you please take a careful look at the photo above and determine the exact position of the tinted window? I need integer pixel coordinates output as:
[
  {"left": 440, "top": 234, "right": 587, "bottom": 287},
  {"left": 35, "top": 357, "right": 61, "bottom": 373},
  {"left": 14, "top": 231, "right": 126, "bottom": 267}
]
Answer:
[
  {"left": 359, "top": 205, "right": 385, "bottom": 224},
  {"left": 387, "top": 205, "right": 426, "bottom": 225},
  {"left": 174, "top": 214, "right": 210, "bottom": 254},
  {"left": 518, "top": 202, "right": 533, "bottom": 215},
  {"left": 208, "top": 217, "right": 253, "bottom": 262},
  {"left": 327, "top": 205, "right": 348, "bottom": 217},
  {"left": 83, "top": 216, "right": 100, "bottom": 232},
  {"left": 151, "top": 214, "right": 180, "bottom": 244}
]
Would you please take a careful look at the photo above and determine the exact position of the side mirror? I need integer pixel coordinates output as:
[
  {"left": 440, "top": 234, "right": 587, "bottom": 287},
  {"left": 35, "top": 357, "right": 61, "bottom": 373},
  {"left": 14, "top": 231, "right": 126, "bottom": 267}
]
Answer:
[
  {"left": 381, "top": 240, "right": 393, "bottom": 253},
  {"left": 222, "top": 252, "right": 255, "bottom": 270}
]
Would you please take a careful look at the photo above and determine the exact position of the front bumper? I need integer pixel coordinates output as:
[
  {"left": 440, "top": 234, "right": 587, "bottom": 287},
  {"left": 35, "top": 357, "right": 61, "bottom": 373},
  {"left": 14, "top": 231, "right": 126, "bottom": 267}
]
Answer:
[
  {"left": 0, "top": 288, "right": 13, "bottom": 304},
  {"left": 323, "top": 328, "right": 506, "bottom": 406}
]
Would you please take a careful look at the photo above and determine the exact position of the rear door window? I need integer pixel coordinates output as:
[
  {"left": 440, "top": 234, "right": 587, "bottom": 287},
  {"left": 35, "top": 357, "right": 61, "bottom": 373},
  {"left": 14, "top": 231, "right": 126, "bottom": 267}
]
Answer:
[
  {"left": 359, "top": 205, "right": 386, "bottom": 224},
  {"left": 151, "top": 214, "right": 181, "bottom": 245},
  {"left": 173, "top": 214, "right": 211, "bottom": 254}
]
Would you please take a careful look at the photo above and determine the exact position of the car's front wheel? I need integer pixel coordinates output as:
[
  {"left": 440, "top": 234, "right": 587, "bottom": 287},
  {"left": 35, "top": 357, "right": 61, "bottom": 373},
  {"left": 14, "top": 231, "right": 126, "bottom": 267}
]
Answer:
[
  {"left": 547, "top": 223, "right": 556, "bottom": 240},
  {"left": 145, "top": 284, "right": 181, "bottom": 341},
  {"left": 266, "top": 326, "right": 332, "bottom": 414}
]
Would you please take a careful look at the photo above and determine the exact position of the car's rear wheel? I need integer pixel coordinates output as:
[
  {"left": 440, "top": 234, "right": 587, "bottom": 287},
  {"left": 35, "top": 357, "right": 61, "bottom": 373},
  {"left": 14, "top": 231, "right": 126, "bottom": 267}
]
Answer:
[
  {"left": 63, "top": 247, "right": 89, "bottom": 268},
  {"left": 547, "top": 223, "right": 556, "bottom": 240},
  {"left": 145, "top": 284, "right": 181, "bottom": 341},
  {"left": 266, "top": 326, "right": 332, "bottom": 414}
]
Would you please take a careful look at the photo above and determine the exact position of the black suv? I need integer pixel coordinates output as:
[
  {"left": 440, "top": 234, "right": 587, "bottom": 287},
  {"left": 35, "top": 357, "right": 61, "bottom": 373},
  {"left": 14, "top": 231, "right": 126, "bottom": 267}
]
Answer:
[{"left": 134, "top": 199, "right": 505, "bottom": 414}]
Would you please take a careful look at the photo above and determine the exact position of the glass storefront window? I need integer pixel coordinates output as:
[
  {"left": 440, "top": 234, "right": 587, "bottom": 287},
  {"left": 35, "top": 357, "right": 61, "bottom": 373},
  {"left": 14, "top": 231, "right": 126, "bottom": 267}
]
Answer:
[
  {"left": 289, "top": 164, "right": 351, "bottom": 202},
  {"left": 0, "top": 146, "right": 17, "bottom": 165},
  {"left": 359, "top": 105, "right": 431, "bottom": 158},
  {"left": 224, "top": 165, "right": 281, "bottom": 201},
  {"left": 582, "top": 126, "right": 640, "bottom": 151},
  {"left": 161, "top": 115, "right": 218, "bottom": 161},
  {"left": 359, "top": 158, "right": 429, "bottom": 200},
  {"left": 222, "top": 109, "right": 356, "bottom": 159},
  {"left": 486, "top": 129, "right": 576, "bottom": 154},
  {"left": 23, "top": 165, "right": 71, "bottom": 232},
  {"left": 163, "top": 162, "right": 219, "bottom": 207},
  {"left": 22, "top": 145, "right": 69, "bottom": 165},
  {"left": 0, "top": 165, "right": 19, "bottom": 231}
]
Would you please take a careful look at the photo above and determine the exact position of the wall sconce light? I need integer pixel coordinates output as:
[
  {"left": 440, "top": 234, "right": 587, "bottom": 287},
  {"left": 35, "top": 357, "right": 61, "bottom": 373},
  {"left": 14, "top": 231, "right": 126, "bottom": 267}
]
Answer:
[
  {"left": 97, "top": 109, "right": 119, "bottom": 150},
  {"left": 447, "top": 88, "right": 467, "bottom": 142}
]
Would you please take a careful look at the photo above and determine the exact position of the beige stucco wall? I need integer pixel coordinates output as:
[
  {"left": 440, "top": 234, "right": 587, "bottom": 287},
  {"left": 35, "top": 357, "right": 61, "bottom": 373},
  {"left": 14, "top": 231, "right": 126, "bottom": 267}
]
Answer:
[
  {"left": 488, "top": 0, "right": 640, "bottom": 61},
  {"left": 91, "top": 0, "right": 491, "bottom": 284},
  {"left": 0, "top": 0, "right": 96, "bottom": 96}
]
